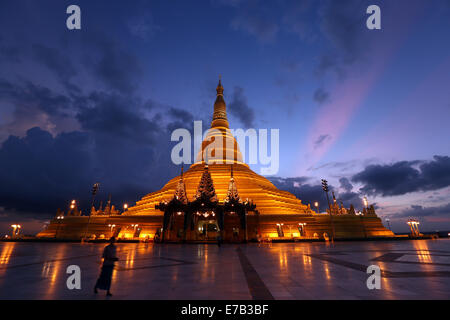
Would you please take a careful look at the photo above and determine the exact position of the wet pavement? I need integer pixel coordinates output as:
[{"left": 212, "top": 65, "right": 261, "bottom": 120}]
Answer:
[{"left": 0, "top": 239, "right": 449, "bottom": 299}]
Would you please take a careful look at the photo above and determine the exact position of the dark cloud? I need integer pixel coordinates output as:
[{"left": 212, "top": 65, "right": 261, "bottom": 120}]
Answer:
[
  {"left": 318, "top": 0, "right": 371, "bottom": 64},
  {"left": 352, "top": 156, "right": 450, "bottom": 197},
  {"left": 226, "top": 0, "right": 279, "bottom": 43},
  {"left": 397, "top": 203, "right": 450, "bottom": 218},
  {"left": 81, "top": 33, "right": 143, "bottom": 94},
  {"left": 76, "top": 92, "right": 159, "bottom": 145},
  {"left": 270, "top": 177, "right": 364, "bottom": 212},
  {"left": 0, "top": 32, "right": 193, "bottom": 220},
  {"left": 0, "top": 127, "right": 93, "bottom": 215},
  {"left": 339, "top": 177, "right": 353, "bottom": 192},
  {"left": 314, "top": 134, "right": 331, "bottom": 149},
  {"left": 228, "top": 86, "right": 255, "bottom": 128},
  {"left": 32, "top": 44, "right": 77, "bottom": 83},
  {"left": 0, "top": 95, "right": 190, "bottom": 218},
  {"left": 313, "top": 87, "right": 330, "bottom": 104}
]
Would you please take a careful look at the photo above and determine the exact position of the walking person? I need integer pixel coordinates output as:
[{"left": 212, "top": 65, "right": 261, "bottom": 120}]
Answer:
[{"left": 94, "top": 237, "right": 119, "bottom": 296}]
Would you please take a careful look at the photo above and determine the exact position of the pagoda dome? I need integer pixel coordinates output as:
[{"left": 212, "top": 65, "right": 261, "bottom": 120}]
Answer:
[{"left": 126, "top": 78, "right": 311, "bottom": 217}]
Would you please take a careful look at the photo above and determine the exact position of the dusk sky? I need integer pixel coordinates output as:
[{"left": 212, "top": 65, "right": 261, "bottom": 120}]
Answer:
[{"left": 0, "top": 0, "right": 450, "bottom": 235}]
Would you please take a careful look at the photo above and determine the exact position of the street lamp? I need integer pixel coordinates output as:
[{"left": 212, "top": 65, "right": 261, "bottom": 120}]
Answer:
[
  {"left": 314, "top": 201, "right": 319, "bottom": 213},
  {"left": 385, "top": 218, "right": 391, "bottom": 230},
  {"left": 108, "top": 224, "right": 116, "bottom": 236},
  {"left": 11, "top": 224, "right": 21, "bottom": 237},
  {"left": 298, "top": 223, "right": 307, "bottom": 237},
  {"left": 84, "top": 183, "right": 100, "bottom": 241},
  {"left": 131, "top": 224, "right": 139, "bottom": 238},
  {"left": 123, "top": 204, "right": 128, "bottom": 214},
  {"left": 363, "top": 196, "right": 368, "bottom": 209},
  {"left": 321, "top": 179, "right": 334, "bottom": 240},
  {"left": 55, "top": 216, "right": 64, "bottom": 238},
  {"left": 407, "top": 219, "right": 420, "bottom": 237}
]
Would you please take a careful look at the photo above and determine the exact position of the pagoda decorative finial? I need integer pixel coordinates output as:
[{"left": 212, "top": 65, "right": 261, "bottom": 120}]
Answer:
[
  {"left": 211, "top": 77, "right": 229, "bottom": 128},
  {"left": 225, "top": 165, "right": 240, "bottom": 202},
  {"left": 174, "top": 165, "right": 188, "bottom": 204},
  {"left": 216, "top": 76, "right": 223, "bottom": 96},
  {"left": 195, "top": 165, "right": 218, "bottom": 202}
]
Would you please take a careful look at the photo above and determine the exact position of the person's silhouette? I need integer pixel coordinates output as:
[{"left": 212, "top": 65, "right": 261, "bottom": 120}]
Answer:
[{"left": 94, "top": 237, "right": 119, "bottom": 296}]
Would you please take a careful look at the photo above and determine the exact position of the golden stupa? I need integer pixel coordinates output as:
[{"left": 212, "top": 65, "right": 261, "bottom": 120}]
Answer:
[
  {"left": 38, "top": 79, "right": 394, "bottom": 242},
  {"left": 126, "top": 79, "right": 311, "bottom": 218}
]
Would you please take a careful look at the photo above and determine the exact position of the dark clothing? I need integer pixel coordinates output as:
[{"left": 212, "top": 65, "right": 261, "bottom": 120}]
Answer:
[
  {"left": 95, "top": 244, "right": 118, "bottom": 291},
  {"left": 102, "top": 244, "right": 118, "bottom": 266},
  {"left": 95, "top": 265, "right": 114, "bottom": 291}
]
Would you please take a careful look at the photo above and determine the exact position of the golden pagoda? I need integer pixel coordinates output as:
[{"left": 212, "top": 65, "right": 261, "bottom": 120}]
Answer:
[{"left": 38, "top": 79, "right": 394, "bottom": 242}]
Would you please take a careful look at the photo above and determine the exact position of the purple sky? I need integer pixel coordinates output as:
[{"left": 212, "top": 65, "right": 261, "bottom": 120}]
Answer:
[{"left": 0, "top": 0, "right": 450, "bottom": 235}]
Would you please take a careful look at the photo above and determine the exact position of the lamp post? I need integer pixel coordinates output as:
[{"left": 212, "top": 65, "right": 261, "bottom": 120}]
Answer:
[
  {"left": 108, "top": 224, "right": 116, "bottom": 237},
  {"left": 407, "top": 219, "right": 420, "bottom": 237},
  {"left": 84, "top": 183, "right": 100, "bottom": 241},
  {"left": 55, "top": 216, "right": 64, "bottom": 238},
  {"left": 385, "top": 218, "right": 391, "bottom": 231},
  {"left": 11, "top": 224, "right": 21, "bottom": 238},
  {"left": 70, "top": 200, "right": 76, "bottom": 211},
  {"left": 298, "top": 223, "right": 307, "bottom": 237},
  {"left": 123, "top": 203, "right": 128, "bottom": 214},
  {"left": 276, "top": 223, "right": 284, "bottom": 237},
  {"left": 314, "top": 201, "right": 319, "bottom": 213},
  {"left": 363, "top": 196, "right": 369, "bottom": 212},
  {"left": 131, "top": 224, "right": 139, "bottom": 238},
  {"left": 321, "top": 179, "right": 334, "bottom": 240}
]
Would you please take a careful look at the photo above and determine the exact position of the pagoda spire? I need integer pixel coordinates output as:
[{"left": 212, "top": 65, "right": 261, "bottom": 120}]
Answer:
[
  {"left": 211, "top": 76, "right": 229, "bottom": 129},
  {"left": 195, "top": 164, "right": 218, "bottom": 202},
  {"left": 174, "top": 165, "right": 188, "bottom": 204},
  {"left": 225, "top": 165, "right": 241, "bottom": 202}
]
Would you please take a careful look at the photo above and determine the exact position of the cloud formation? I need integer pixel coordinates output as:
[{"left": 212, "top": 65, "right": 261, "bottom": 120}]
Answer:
[
  {"left": 228, "top": 86, "right": 255, "bottom": 128},
  {"left": 397, "top": 203, "right": 450, "bottom": 218},
  {"left": 0, "top": 30, "right": 193, "bottom": 219},
  {"left": 314, "top": 134, "right": 331, "bottom": 149},
  {"left": 313, "top": 87, "right": 330, "bottom": 104},
  {"left": 352, "top": 156, "right": 450, "bottom": 196},
  {"left": 270, "top": 176, "right": 363, "bottom": 212}
]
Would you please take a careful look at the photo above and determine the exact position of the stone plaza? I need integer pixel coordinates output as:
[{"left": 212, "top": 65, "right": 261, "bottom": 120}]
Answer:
[{"left": 0, "top": 239, "right": 449, "bottom": 300}]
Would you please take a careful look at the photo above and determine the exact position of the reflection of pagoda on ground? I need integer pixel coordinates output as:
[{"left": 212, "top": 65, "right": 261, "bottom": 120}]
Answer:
[{"left": 38, "top": 80, "right": 394, "bottom": 242}]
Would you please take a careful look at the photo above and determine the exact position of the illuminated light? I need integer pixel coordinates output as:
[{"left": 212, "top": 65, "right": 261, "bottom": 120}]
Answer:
[
  {"left": 71, "top": 200, "right": 76, "bottom": 204},
  {"left": 268, "top": 233, "right": 278, "bottom": 238},
  {"left": 124, "top": 204, "right": 128, "bottom": 209}
]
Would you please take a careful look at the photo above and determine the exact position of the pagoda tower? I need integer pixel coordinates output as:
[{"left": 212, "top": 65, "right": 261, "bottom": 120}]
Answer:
[
  {"left": 38, "top": 78, "right": 395, "bottom": 241},
  {"left": 126, "top": 79, "right": 312, "bottom": 218}
]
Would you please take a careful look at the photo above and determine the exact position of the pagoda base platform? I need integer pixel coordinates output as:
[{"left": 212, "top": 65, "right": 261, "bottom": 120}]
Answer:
[{"left": 37, "top": 213, "right": 395, "bottom": 242}]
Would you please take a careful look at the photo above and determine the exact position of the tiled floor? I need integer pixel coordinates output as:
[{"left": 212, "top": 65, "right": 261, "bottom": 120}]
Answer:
[{"left": 0, "top": 239, "right": 449, "bottom": 299}]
